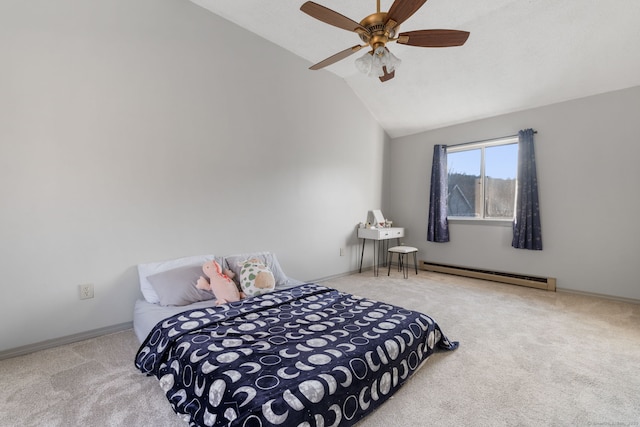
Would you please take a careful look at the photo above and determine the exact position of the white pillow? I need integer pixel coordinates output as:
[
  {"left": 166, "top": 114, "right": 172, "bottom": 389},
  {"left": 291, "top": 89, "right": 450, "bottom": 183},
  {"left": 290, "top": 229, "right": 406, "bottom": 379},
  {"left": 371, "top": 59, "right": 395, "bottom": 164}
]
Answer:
[{"left": 137, "top": 254, "right": 218, "bottom": 304}]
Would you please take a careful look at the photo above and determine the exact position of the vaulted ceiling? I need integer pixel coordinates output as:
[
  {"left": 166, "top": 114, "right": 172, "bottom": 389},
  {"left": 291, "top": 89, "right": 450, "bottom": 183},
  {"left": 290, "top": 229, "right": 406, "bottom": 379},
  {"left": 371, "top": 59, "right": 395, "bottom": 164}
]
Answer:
[{"left": 190, "top": 0, "right": 640, "bottom": 138}]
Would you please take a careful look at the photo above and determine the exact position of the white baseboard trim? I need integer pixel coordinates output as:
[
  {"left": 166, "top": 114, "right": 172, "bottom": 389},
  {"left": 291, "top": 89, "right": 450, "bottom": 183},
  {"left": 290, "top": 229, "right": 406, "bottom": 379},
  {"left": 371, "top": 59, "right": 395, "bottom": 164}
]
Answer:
[
  {"left": 556, "top": 287, "right": 640, "bottom": 305},
  {"left": 311, "top": 267, "right": 373, "bottom": 283},
  {"left": 0, "top": 271, "right": 367, "bottom": 361},
  {"left": 0, "top": 322, "right": 133, "bottom": 361}
]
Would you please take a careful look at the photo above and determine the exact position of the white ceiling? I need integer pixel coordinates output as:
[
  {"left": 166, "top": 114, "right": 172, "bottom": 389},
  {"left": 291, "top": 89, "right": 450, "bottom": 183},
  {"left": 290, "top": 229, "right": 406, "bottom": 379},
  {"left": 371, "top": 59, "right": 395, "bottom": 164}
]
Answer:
[{"left": 190, "top": 0, "right": 640, "bottom": 138}]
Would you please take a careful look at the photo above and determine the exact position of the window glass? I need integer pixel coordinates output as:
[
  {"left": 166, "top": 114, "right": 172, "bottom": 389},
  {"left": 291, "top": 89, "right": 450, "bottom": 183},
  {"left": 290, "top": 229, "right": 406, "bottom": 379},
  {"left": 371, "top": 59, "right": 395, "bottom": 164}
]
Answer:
[
  {"left": 485, "top": 144, "right": 518, "bottom": 218},
  {"left": 447, "top": 138, "right": 518, "bottom": 220},
  {"left": 447, "top": 149, "right": 481, "bottom": 217}
]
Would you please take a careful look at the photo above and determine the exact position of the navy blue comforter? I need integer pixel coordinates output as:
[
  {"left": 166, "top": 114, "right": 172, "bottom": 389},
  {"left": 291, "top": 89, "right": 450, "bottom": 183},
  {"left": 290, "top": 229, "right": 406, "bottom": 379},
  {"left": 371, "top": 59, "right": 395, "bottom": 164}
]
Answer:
[{"left": 135, "top": 283, "right": 458, "bottom": 427}]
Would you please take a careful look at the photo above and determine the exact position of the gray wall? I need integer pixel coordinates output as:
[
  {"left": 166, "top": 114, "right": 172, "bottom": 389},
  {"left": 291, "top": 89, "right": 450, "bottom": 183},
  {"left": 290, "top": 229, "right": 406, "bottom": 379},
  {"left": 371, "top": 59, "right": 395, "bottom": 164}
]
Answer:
[
  {"left": 385, "top": 86, "right": 640, "bottom": 301},
  {"left": 2, "top": 0, "right": 637, "bottom": 354},
  {"left": 0, "top": 0, "right": 388, "bottom": 352}
]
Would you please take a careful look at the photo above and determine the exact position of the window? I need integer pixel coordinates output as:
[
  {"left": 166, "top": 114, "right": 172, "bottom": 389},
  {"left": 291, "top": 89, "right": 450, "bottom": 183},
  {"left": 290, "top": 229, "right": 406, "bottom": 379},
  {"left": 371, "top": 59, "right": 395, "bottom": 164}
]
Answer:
[{"left": 447, "top": 136, "right": 518, "bottom": 220}]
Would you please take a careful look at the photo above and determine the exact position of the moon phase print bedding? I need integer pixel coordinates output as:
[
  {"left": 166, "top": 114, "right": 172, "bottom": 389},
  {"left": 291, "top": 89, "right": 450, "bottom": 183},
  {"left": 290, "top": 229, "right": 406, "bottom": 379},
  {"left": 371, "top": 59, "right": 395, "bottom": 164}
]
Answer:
[{"left": 135, "top": 283, "right": 458, "bottom": 427}]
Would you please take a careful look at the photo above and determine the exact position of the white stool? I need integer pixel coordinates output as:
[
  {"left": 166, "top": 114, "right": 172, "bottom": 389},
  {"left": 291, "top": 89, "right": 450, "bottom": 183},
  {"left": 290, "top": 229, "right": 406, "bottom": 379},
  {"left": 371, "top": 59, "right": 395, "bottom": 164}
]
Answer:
[{"left": 387, "top": 246, "right": 418, "bottom": 279}]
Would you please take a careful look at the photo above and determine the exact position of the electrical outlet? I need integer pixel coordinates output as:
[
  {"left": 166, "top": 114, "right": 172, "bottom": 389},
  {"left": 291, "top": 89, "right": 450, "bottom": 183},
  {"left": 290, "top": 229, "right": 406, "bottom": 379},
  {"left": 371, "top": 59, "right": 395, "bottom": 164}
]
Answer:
[
  {"left": 340, "top": 247, "right": 345, "bottom": 256},
  {"left": 79, "top": 284, "right": 94, "bottom": 300}
]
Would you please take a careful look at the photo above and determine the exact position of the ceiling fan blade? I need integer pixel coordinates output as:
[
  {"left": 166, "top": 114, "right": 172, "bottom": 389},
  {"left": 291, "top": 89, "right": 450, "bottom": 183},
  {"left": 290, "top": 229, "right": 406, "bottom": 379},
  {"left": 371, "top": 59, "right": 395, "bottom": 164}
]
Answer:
[
  {"left": 300, "top": 2, "right": 368, "bottom": 34},
  {"left": 386, "top": 0, "right": 428, "bottom": 29},
  {"left": 379, "top": 66, "right": 395, "bottom": 83},
  {"left": 397, "top": 29, "right": 470, "bottom": 47},
  {"left": 309, "top": 45, "right": 365, "bottom": 70}
]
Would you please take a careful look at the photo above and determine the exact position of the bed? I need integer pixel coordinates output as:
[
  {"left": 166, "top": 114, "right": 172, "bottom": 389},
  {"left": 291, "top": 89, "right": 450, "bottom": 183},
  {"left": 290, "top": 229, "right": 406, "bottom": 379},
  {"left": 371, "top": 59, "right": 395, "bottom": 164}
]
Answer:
[{"left": 134, "top": 252, "right": 458, "bottom": 427}]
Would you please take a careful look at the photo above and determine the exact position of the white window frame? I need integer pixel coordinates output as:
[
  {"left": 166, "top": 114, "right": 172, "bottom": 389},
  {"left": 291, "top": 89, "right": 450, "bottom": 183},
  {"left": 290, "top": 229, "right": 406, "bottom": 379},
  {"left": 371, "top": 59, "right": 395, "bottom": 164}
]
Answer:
[{"left": 447, "top": 136, "right": 518, "bottom": 222}]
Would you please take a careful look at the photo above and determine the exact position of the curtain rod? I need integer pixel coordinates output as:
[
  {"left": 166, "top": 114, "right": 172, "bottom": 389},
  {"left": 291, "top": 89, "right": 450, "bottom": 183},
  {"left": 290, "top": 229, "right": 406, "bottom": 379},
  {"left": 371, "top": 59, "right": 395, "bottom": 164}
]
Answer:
[{"left": 447, "top": 130, "right": 537, "bottom": 149}]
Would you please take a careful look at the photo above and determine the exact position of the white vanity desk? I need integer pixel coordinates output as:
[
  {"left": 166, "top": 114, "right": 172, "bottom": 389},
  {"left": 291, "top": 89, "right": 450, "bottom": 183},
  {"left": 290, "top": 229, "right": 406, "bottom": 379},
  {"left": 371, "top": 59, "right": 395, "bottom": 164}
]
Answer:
[{"left": 357, "top": 227, "right": 405, "bottom": 276}]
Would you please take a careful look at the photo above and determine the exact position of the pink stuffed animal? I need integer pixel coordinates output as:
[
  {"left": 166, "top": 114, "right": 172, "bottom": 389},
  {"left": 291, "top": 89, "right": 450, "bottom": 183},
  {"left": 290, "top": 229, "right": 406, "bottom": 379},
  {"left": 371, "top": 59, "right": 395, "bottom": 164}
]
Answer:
[{"left": 195, "top": 260, "right": 245, "bottom": 305}]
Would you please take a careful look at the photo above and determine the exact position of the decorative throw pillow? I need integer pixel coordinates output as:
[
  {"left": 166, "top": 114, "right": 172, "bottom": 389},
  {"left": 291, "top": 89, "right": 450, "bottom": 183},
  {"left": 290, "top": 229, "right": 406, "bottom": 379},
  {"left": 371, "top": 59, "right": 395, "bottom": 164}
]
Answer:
[
  {"left": 224, "top": 252, "right": 289, "bottom": 288},
  {"left": 237, "top": 258, "right": 276, "bottom": 297},
  {"left": 146, "top": 265, "right": 215, "bottom": 306}
]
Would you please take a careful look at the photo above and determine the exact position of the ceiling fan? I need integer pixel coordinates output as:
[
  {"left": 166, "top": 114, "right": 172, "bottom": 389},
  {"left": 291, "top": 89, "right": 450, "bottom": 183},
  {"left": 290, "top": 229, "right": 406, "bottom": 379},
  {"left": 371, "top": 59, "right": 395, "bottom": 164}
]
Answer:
[{"left": 300, "top": 0, "right": 470, "bottom": 82}]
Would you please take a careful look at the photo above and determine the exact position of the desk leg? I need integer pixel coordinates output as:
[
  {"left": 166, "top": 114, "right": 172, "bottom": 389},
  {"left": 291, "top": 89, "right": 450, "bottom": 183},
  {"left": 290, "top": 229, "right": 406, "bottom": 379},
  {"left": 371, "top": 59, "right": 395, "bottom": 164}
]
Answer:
[
  {"left": 382, "top": 239, "right": 388, "bottom": 266},
  {"left": 359, "top": 238, "right": 366, "bottom": 273},
  {"left": 372, "top": 240, "right": 378, "bottom": 276}
]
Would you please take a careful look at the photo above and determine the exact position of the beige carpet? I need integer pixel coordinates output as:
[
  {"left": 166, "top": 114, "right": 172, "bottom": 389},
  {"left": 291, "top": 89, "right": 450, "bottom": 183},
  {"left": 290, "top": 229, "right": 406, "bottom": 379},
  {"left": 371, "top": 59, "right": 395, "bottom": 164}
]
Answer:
[{"left": 1, "top": 271, "right": 639, "bottom": 426}]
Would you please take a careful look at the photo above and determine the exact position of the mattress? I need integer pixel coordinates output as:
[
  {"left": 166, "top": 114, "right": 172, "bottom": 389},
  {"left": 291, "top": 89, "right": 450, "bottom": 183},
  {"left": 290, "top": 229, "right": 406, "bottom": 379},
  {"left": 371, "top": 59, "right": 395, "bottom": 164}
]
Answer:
[{"left": 135, "top": 283, "right": 458, "bottom": 427}]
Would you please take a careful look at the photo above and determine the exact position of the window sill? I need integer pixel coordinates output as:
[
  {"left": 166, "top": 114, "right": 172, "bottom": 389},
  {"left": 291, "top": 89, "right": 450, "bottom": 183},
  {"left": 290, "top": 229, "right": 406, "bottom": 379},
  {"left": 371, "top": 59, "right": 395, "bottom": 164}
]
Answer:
[{"left": 447, "top": 218, "right": 513, "bottom": 227}]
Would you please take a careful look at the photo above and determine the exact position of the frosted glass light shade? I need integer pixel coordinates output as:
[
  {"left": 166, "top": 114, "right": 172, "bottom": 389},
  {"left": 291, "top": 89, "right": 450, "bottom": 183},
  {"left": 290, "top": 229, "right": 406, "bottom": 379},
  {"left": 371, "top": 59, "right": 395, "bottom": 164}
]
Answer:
[
  {"left": 355, "top": 47, "right": 401, "bottom": 78},
  {"left": 355, "top": 51, "right": 373, "bottom": 75}
]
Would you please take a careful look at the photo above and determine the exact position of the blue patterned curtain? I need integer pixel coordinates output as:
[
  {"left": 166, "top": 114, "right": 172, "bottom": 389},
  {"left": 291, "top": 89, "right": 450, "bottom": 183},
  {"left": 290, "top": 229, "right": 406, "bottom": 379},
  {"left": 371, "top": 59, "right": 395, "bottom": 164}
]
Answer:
[
  {"left": 512, "top": 129, "right": 542, "bottom": 250},
  {"left": 427, "top": 145, "right": 450, "bottom": 242}
]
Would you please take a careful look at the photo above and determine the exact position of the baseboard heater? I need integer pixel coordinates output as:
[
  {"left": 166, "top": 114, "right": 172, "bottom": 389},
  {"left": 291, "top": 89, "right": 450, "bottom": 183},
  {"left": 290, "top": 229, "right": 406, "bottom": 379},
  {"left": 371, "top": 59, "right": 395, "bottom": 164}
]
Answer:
[{"left": 419, "top": 260, "right": 556, "bottom": 292}]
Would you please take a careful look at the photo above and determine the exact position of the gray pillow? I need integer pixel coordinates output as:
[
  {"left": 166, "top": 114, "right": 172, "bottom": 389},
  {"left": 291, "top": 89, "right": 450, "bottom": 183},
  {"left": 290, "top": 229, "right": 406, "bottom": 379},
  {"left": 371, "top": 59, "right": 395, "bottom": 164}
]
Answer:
[
  {"left": 146, "top": 264, "right": 215, "bottom": 306},
  {"left": 224, "top": 252, "right": 289, "bottom": 287}
]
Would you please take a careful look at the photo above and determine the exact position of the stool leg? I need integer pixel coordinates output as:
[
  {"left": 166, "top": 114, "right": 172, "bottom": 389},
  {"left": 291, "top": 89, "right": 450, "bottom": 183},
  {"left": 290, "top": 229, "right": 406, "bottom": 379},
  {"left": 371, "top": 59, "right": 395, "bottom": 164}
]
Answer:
[
  {"left": 413, "top": 251, "right": 418, "bottom": 275},
  {"left": 403, "top": 254, "right": 408, "bottom": 279},
  {"left": 387, "top": 251, "right": 392, "bottom": 276}
]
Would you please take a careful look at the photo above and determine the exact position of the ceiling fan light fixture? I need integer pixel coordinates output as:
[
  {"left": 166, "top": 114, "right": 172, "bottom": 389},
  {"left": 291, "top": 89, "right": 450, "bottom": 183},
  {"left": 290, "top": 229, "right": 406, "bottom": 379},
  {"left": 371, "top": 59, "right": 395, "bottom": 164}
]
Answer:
[
  {"left": 373, "top": 46, "right": 400, "bottom": 75},
  {"left": 355, "top": 51, "right": 374, "bottom": 75},
  {"left": 301, "top": 0, "right": 468, "bottom": 82},
  {"left": 356, "top": 46, "right": 401, "bottom": 78}
]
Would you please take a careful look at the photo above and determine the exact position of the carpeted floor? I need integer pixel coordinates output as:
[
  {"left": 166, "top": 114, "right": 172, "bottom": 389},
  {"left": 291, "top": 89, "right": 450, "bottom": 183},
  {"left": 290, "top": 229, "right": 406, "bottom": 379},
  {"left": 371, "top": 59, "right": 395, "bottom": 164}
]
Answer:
[{"left": 1, "top": 271, "right": 639, "bottom": 427}]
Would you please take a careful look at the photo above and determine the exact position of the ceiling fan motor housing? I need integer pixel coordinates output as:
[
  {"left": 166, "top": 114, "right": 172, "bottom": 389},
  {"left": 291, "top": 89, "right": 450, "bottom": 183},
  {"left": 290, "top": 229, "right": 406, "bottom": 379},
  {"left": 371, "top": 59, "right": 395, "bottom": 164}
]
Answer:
[{"left": 358, "top": 12, "right": 397, "bottom": 50}]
